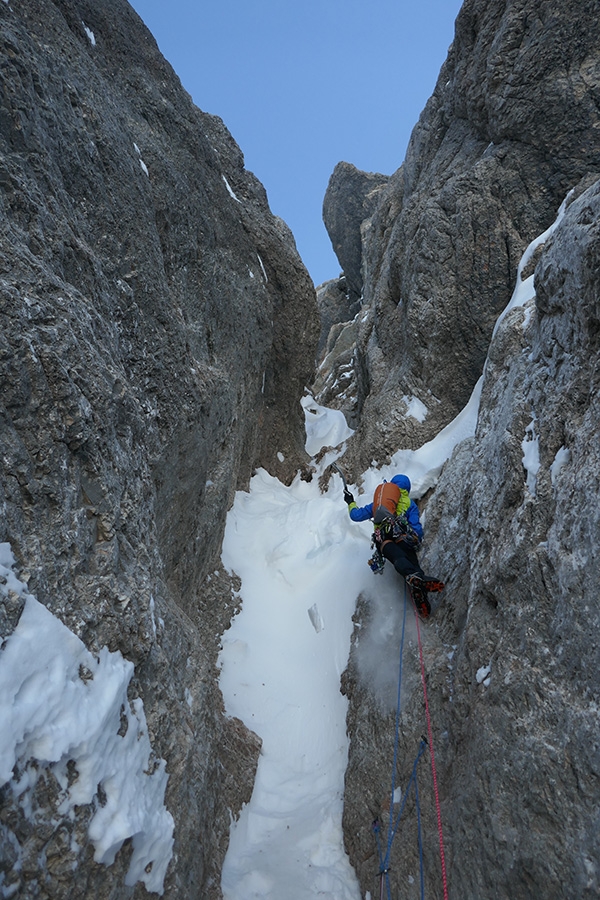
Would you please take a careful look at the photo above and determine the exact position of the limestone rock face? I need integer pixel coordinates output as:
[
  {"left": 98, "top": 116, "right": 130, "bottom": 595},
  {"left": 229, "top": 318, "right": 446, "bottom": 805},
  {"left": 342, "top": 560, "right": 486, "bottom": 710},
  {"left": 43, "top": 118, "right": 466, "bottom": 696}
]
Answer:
[
  {"left": 341, "top": 178, "right": 600, "bottom": 900},
  {"left": 0, "top": 0, "right": 317, "bottom": 897},
  {"left": 322, "top": 162, "right": 388, "bottom": 302},
  {"left": 323, "top": 0, "right": 600, "bottom": 476},
  {"left": 315, "top": 275, "right": 360, "bottom": 362},
  {"left": 313, "top": 277, "right": 363, "bottom": 427}
]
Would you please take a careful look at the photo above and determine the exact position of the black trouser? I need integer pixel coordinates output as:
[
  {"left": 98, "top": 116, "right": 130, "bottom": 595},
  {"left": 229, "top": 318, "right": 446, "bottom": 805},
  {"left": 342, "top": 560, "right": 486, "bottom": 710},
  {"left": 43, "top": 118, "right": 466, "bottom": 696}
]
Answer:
[{"left": 382, "top": 540, "right": 425, "bottom": 580}]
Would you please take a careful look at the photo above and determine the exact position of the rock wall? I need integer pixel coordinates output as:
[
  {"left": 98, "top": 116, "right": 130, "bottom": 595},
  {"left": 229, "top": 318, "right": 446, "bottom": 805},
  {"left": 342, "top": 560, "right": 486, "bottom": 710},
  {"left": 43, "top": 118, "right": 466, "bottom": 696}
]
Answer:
[
  {"left": 322, "top": 162, "right": 388, "bottom": 303},
  {"left": 331, "top": 2, "right": 600, "bottom": 897},
  {"left": 0, "top": 0, "right": 317, "bottom": 897},
  {"left": 340, "top": 153, "right": 600, "bottom": 900},
  {"left": 321, "top": 0, "right": 600, "bottom": 477}
]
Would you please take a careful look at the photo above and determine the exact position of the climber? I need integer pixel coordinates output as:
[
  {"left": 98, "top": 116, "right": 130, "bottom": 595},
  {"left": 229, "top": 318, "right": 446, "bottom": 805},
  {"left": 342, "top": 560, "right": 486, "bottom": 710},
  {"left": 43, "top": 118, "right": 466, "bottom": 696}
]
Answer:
[{"left": 343, "top": 474, "right": 443, "bottom": 618}]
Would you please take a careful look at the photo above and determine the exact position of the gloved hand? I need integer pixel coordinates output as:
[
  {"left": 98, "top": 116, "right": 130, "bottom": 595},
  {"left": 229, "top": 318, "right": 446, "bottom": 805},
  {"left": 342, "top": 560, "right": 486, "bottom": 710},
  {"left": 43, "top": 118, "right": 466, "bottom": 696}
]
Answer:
[{"left": 343, "top": 489, "right": 355, "bottom": 505}]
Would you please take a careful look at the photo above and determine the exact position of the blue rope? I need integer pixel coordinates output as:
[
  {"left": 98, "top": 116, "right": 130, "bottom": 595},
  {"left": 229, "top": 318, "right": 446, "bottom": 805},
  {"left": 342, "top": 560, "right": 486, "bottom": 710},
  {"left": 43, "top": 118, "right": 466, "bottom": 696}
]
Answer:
[
  {"left": 372, "top": 819, "right": 385, "bottom": 873},
  {"left": 390, "top": 740, "right": 427, "bottom": 842}
]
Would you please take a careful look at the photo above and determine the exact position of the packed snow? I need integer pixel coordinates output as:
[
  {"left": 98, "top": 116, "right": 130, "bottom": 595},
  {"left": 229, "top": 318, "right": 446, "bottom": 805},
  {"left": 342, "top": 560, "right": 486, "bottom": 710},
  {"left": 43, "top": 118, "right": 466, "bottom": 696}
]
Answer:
[{"left": 0, "top": 544, "right": 174, "bottom": 896}]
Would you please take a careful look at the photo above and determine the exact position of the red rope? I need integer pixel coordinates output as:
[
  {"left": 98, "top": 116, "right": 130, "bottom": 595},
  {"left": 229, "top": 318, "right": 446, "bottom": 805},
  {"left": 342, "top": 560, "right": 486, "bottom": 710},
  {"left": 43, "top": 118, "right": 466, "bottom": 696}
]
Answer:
[{"left": 414, "top": 608, "right": 449, "bottom": 900}]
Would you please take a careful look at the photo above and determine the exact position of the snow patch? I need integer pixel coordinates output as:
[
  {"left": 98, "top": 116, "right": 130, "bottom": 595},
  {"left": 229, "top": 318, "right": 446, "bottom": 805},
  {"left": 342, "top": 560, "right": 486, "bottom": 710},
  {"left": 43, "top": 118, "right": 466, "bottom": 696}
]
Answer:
[
  {"left": 522, "top": 419, "right": 541, "bottom": 496},
  {"left": 133, "top": 143, "right": 149, "bottom": 177},
  {"left": 222, "top": 175, "right": 241, "bottom": 202},
  {"left": 218, "top": 416, "right": 368, "bottom": 897},
  {"left": 376, "top": 375, "right": 483, "bottom": 498},
  {"left": 83, "top": 23, "right": 96, "bottom": 46},
  {"left": 301, "top": 394, "right": 354, "bottom": 457},
  {"left": 476, "top": 664, "right": 491, "bottom": 686},
  {"left": 257, "top": 254, "right": 268, "bottom": 282},
  {"left": 0, "top": 544, "right": 174, "bottom": 894},
  {"left": 550, "top": 446, "right": 571, "bottom": 486},
  {"left": 218, "top": 377, "right": 487, "bottom": 896},
  {"left": 403, "top": 395, "right": 428, "bottom": 423}
]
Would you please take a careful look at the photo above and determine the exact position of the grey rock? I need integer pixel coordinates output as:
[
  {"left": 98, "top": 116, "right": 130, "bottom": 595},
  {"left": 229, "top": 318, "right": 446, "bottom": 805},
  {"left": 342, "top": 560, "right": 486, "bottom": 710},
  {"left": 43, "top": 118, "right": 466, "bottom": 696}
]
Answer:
[
  {"left": 322, "top": 162, "right": 388, "bottom": 302},
  {"left": 312, "top": 277, "right": 365, "bottom": 427},
  {"left": 0, "top": 0, "right": 317, "bottom": 897},
  {"left": 312, "top": 314, "right": 362, "bottom": 428},
  {"left": 342, "top": 177, "right": 600, "bottom": 900},
  {"left": 326, "top": 0, "right": 600, "bottom": 477},
  {"left": 315, "top": 275, "right": 360, "bottom": 362}
]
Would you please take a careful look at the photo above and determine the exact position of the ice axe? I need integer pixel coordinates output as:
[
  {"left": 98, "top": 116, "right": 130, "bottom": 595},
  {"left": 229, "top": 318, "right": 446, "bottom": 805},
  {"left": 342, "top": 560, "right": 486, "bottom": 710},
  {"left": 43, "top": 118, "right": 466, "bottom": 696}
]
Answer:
[{"left": 330, "top": 462, "right": 347, "bottom": 489}]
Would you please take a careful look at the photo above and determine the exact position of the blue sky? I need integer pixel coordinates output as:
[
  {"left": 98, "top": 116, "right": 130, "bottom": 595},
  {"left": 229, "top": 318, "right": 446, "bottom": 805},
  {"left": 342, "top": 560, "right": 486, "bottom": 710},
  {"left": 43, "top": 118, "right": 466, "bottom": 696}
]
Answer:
[{"left": 128, "top": 0, "right": 463, "bottom": 286}]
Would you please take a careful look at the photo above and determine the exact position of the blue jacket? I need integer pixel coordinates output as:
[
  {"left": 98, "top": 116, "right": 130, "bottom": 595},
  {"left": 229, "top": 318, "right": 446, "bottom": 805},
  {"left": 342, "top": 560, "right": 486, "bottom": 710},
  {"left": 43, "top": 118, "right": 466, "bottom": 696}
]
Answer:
[{"left": 348, "top": 474, "right": 423, "bottom": 541}]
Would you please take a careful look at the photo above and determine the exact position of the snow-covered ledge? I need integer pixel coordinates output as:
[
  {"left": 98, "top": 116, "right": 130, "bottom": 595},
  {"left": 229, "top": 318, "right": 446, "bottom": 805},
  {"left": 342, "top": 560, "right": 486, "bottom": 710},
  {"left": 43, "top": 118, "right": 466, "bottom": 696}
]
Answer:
[{"left": 0, "top": 544, "right": 174, "bottom": 895}]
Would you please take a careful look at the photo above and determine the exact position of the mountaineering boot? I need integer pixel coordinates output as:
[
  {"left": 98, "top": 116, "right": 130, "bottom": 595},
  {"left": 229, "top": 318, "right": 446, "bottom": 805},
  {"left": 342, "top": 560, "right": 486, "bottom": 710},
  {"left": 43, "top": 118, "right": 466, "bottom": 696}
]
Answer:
[
  {"left": 406, "top": 574, "right": 431, "bottom": 619},
  {"left": 422, "top": 577, "right": 445, "bottom": 593}
]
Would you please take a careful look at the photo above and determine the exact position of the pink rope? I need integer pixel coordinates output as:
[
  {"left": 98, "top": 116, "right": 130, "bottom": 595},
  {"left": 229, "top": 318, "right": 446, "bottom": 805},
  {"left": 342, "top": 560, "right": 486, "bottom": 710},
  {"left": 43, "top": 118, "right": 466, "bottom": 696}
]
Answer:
[{"left": 414, "top": 608, "right": 449, "bottom": 900}]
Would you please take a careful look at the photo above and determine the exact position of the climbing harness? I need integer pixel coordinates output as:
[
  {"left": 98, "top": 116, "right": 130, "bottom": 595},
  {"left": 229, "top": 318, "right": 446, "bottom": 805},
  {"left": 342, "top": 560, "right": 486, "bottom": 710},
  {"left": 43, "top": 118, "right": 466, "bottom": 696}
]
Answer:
[
  {"left": 367, "top": 514, "right": 414, "bottom": 575},
  {"left": 372, "top": 582, "right": 449, "bottom": 900}
]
